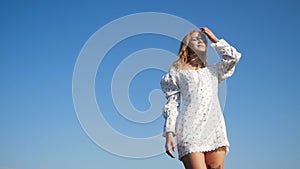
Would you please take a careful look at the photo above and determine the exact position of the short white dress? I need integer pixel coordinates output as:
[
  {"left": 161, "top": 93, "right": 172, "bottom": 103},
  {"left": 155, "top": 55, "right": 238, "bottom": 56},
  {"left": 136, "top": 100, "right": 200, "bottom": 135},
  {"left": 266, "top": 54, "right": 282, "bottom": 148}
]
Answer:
[{"left": 160, "top": 39, "right": 241, "bottom": 160}]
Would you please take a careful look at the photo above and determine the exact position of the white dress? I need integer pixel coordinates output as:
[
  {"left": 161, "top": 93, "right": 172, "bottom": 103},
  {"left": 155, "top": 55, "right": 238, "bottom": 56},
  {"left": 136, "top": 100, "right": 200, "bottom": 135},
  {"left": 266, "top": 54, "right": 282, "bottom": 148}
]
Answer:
[{"left": 160, "top": 39, "right": 242, "bottom": 160}]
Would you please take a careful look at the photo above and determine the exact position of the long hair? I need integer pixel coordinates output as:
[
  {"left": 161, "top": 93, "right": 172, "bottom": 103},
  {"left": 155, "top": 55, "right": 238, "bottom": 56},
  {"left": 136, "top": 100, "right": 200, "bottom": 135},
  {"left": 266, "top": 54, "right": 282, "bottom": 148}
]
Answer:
[{"left": 171, "top": 30, "right": 208, "bottom": 69}]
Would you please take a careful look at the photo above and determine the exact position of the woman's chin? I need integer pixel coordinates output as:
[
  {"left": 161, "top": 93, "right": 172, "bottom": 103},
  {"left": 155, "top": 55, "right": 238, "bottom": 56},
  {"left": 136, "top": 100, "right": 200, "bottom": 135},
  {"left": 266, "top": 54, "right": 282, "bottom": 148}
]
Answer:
[{"left": 195, "top": 47, "right": 206, "bottom": 53}]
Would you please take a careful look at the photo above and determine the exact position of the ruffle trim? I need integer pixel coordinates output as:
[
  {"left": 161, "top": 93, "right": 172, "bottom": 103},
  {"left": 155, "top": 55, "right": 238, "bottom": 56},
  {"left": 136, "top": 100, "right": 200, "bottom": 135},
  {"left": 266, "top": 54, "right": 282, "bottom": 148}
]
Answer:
[{"left": 178, "top": 144, "right": 230, "bottom": 161}]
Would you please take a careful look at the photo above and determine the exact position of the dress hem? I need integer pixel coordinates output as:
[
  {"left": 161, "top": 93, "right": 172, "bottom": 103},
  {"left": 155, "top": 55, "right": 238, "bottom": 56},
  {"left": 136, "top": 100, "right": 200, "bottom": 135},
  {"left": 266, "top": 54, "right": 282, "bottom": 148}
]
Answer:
[{"left": 178, "top": 144, "right": 230, "bottom": 161}]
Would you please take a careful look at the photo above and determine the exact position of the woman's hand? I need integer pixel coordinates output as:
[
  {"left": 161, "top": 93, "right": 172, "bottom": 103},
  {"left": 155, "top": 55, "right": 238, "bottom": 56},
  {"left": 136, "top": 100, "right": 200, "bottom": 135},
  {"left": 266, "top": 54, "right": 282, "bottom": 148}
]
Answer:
[
  {"left": 200, "top": 27, "right": 220, "bottom": 43},
  {"left": 165, "top": 132, "right": 176, "bottom": 158}
]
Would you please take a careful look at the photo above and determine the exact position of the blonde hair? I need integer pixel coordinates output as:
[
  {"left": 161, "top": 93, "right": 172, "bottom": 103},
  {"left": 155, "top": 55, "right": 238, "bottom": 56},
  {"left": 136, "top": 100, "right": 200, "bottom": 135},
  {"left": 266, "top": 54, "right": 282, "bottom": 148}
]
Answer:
[{"left": 171, "top": 30, "right": 208, "bottom": 69}]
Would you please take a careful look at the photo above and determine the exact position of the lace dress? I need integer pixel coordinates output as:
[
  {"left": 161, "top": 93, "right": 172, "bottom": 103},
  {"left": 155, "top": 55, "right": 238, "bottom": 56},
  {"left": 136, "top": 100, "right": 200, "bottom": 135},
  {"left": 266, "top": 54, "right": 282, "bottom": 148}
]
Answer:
[{"left": 160, "top": 39, "right": 242, "bottom": 160}]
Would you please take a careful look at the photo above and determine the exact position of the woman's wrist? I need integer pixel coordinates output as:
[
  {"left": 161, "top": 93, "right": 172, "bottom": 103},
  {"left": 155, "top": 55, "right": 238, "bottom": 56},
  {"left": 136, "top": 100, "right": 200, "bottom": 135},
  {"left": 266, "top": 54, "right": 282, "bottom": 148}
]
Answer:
[{"left": 211, "top": 37, "right": 219, "bottom": 43}]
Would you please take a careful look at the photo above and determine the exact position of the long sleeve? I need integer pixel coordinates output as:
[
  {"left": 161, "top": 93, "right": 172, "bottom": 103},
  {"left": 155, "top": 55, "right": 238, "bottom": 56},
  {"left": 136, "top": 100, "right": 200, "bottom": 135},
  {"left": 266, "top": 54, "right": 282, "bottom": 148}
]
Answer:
[
  {"left": 211, "top": 39, "right": 242, "bottom": 83},
  {"left": 160, "top": 69, "right": 180, "bottom": 137}
]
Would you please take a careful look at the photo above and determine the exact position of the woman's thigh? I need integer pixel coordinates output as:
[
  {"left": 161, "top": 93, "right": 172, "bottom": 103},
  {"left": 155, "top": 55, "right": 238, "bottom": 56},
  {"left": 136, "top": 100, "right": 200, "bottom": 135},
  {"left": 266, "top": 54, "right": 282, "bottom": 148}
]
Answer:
[
  {"left": 181, "top": 152, "right": 207, "bottom": 169},
  {"left": 204, "top": 146, "right": 227, "bottom": 169}
]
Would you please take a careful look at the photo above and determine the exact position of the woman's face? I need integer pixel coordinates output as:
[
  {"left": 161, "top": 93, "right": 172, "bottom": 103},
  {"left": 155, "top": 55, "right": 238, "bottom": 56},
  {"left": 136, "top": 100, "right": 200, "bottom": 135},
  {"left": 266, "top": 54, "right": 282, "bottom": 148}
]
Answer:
[{"left": 188, "top": 32, "right": 207, "bottom": 53}]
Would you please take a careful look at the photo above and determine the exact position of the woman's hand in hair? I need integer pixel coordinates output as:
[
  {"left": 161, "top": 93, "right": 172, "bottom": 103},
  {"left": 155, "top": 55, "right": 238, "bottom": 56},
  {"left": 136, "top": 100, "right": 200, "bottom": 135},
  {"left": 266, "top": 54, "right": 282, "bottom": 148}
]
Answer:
[{"left": 200, "top": 27, "right": 219, "bottom": 43}]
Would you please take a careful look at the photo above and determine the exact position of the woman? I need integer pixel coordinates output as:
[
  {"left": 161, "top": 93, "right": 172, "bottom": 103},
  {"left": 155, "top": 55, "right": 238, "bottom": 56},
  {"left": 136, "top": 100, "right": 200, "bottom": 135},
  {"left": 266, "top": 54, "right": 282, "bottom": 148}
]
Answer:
[{"left": 160, "top": 27, "right": 241, "bottom": 169}]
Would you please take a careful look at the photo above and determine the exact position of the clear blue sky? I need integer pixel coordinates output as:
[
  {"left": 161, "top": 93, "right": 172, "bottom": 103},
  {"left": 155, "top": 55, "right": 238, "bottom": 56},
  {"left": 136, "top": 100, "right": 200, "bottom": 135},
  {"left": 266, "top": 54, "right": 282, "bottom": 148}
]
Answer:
[{"left": 1, "top": 0, "right": 300, "bottom": 169}]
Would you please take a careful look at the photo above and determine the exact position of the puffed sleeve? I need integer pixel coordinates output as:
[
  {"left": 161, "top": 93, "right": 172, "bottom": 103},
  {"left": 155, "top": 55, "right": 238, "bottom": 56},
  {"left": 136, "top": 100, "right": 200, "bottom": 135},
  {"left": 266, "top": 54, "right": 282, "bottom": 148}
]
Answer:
[
  {"left": 160, "top": 68, "right": 180, "bottom": 137},
  {"left": 211, "top": 39, "right": 242, "bottom": 83}
]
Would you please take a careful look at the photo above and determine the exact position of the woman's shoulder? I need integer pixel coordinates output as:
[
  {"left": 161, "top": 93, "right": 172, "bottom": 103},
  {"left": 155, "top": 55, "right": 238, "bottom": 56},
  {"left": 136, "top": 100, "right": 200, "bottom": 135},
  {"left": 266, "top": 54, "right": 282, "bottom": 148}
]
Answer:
[
  {"left": 169, "top": 67, "right": 179, "bottom": 74},
  {"left": 164, "top": 62, "right": 180, "bottom": 75},
  {"left": 206, "top": 64, "right": 219, "bottom": 75},
  {"left": 207, "top": 63, "right": 218, "bottom": 69}
]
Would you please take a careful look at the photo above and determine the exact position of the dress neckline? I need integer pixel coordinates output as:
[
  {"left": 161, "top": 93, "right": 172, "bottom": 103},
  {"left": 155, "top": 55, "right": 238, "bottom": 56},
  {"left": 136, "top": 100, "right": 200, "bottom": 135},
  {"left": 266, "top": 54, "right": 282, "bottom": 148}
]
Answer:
[{"left": 177, "top": 67, "right": 207, "bottom": 71}]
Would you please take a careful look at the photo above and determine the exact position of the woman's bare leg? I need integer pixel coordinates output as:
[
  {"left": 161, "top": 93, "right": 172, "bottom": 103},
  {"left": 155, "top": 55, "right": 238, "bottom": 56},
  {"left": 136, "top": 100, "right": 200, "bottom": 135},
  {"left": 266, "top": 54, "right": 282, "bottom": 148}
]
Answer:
[
  {"left": 204, "top": 146, "right": 227, "bottom": 169},
  {"left": 181, "top": 152, "right": 207, "bottom": 169}
]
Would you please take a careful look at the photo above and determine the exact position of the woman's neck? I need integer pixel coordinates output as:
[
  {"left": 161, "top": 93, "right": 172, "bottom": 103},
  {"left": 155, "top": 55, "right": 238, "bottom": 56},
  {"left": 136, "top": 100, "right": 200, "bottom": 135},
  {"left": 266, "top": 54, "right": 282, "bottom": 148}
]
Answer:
[{"left": 187, "top": 52, "right": 206, "bottom": 69}]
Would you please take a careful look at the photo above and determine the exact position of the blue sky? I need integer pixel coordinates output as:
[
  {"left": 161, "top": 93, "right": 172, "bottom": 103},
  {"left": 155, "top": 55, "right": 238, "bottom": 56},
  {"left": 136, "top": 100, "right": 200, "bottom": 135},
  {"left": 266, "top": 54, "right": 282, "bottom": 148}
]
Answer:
[{"left": 1, "top": 0, "right": 300, "bottom": 169}]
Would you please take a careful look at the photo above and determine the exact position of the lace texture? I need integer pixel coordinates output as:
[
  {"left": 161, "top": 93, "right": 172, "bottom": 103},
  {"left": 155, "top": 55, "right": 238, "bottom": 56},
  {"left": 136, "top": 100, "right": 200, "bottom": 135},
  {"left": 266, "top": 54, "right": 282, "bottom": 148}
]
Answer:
[{"left": 160, "top": 39, "right": 241, "bottom": 160}]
